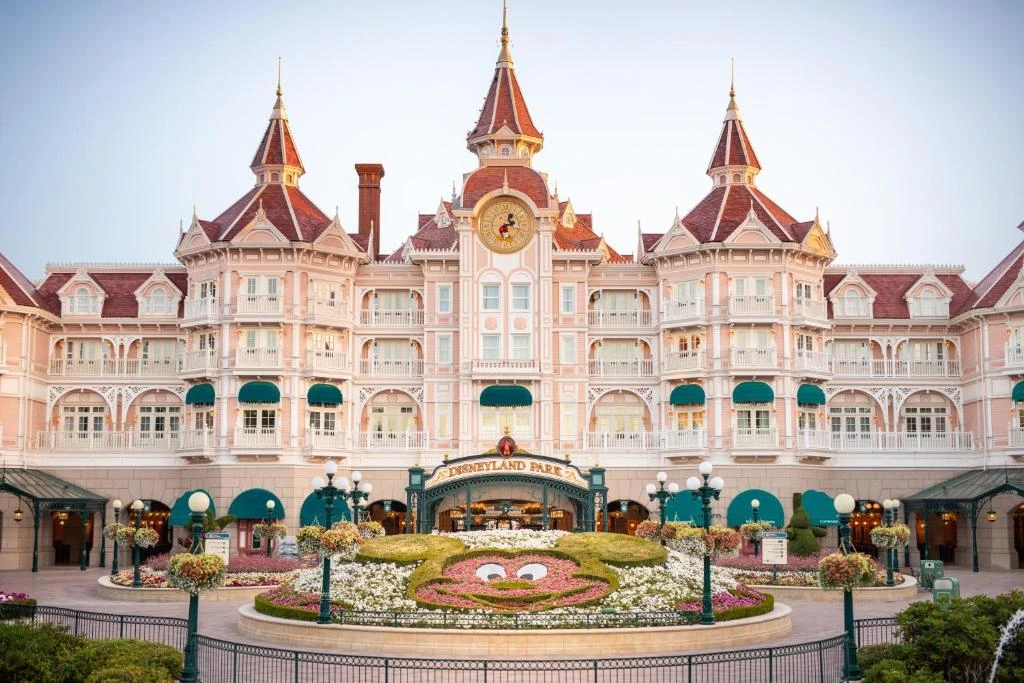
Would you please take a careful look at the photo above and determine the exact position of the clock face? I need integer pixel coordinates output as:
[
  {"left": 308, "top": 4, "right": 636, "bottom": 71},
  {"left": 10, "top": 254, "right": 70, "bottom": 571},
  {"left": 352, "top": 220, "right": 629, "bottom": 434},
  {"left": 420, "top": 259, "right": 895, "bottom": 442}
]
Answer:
[{"left": 478, "top": 198, "right": 535, "bottom": 254}]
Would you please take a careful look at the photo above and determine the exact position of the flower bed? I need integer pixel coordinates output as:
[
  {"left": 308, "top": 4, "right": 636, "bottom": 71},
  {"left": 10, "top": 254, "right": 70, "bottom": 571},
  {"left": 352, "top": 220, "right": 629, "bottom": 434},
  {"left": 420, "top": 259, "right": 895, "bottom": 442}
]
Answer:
[
  {"left": 719, "top": 551, "right": 899, "bottom": 588},
  {"left": 0, "top": 592, "right": 36, "bottom": 619},
  {"left": 108, "top": 553, "right": 300, "bottom": 589}
]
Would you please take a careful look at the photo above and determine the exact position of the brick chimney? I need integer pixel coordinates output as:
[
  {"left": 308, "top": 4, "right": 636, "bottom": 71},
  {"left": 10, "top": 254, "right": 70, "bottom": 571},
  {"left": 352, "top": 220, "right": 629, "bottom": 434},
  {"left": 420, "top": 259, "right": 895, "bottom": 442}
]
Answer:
[{"left": 355, "top": 163, "right": 385, "bottom": 259}]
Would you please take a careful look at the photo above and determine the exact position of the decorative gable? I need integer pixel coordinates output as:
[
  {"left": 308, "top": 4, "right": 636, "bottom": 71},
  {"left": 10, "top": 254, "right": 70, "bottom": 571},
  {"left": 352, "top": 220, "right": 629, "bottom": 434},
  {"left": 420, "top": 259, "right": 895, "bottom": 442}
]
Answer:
[
  {"left": 651, "top": 211, "right": 699, "bottom": 252},
  {"left": 56, "top": 269, "right": 106, "bottom": 316},
  {"left": 561, "top": 201, "right": 576, "bottom": 229},
  {"left": 723, "top": 204, "right": 780, "bottom": 245},
  {"left": 313, "top": 212, "right": 367, "bottom": 255},
  {"left": 827, "top": 270, "right": 876, "bottom": 317},
  {"left": 995, "top": 263, "right": 1024, "bottom": 308},
  {"left": 906, "top": 271, "right": 953, "bottom": 318},
  {"left": 231, "top": 203, "right": 289, "bottom": 244},
  {"left": 177, "top": 216, "right": 212, "bottom": 254},
  {"left": 133, "top": 270, "right": 182, "bottom": 317},
  {"left": 435, "top": 201, "right": 453, "bottom": 228},
  {"left": 801, "top": 221, "right": 835, "bottom": 257}
]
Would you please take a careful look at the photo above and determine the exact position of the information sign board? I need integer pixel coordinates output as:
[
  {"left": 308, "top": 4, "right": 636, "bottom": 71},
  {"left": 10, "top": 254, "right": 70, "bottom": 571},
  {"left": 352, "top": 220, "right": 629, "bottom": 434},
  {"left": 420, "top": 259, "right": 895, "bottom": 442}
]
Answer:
[
  {"left": 760, "top": 531, "right": 788, "bottom": 565},
  {"left": 204, "top": 532, "right": 230, "bottom": 565}
]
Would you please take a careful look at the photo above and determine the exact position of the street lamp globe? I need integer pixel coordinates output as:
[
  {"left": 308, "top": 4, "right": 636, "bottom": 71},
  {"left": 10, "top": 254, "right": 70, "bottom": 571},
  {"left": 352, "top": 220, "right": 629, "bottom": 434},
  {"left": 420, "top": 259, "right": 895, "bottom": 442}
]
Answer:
[
  {"left": 337, "top": 477, "right": 350, "bottom": 492},
  {"left": 311, "top": 476, "right": 325, "bottom": 491},
  {"left": 187, "top": 491, "right": 210, "bottom": 513},
  {"left": 645, "top": 483, "right": 657, "bottom": 496},
  {"left": 113, "top": 499, "right": 122, "bottom": 511},
  {"left": 892, "top": 499, "right": 900, "bottom": 510},
  {"left": 266, "top": 500, "right": 276, "bottom": 512},
  {"left": 751, "top": 498, "right": 760, "bottom": 510},
  {"left": 363, "top": 483, "right": 373, "bottom": 495},
  {"left": 686, "top": 476, "right": 700, "bottom": 491},
  {"left": 351, "top": 470, "right": 363, "bottom": 484},
  {"left": 324, "top": 460, "right": 338, "bottom": 476},
  {"left": 131, "top": 499, "right": 144, "bottom": 511},
  {"left": 668, "top": 482, "right": 680, "bottom": 494},
  {"left": 656, "top": 471, "right": 668, "bottom": 483},
  {"left": 709, "top": 476, "right": 724, "bottom": 491},
  {"left": 698, "top": 461, "right": 713, "bottom": 476},
  {"left": 882, "top": 499, "right": 893, "bottom": 510},
  {"left": 834, "top": 493, "right": 856, "bottom": 515}
]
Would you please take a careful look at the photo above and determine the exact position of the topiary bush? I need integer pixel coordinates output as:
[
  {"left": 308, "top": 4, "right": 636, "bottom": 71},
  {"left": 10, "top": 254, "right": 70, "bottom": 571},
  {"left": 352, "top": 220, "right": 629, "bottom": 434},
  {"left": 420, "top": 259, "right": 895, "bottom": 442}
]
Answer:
[
  {"left": 61, "top": 639, "right": 182, "bottom": 683},
  {"left": 786, "top": 493, "right": 826, "bottom": 556},
  {"left": 0, "top": 623, "right": 80, "bottom": 682}
]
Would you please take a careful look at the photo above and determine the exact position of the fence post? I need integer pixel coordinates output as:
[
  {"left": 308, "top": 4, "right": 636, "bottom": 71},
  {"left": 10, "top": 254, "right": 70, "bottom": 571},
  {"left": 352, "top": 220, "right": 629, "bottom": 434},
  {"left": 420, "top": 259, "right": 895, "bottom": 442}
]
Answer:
[
  {"left": 119, "top": 614, "right": 125, "bottom": 639},
  {"left": 74, "top": 610, "right": 80, "bottom": 637},
  {"left": 483, "top": 659, "right": 488, "bottom": 683},
  {"left": 818, "top": 640, "right": 825, "bottom": 682},
  {"left": 767, "top": 647, "right": 774, "bottom": 683},
  {"left": 293, "top": 650, "right": 299, "bottom": 682},
  {"left": 687, "top": 654, "right": 692, "bottom": 683},
  {"left": 232, "top": 641, "right": 238, "bottom": 683},
  {"left": 384, "top": 657, "right": 389, "bottom": 683}
]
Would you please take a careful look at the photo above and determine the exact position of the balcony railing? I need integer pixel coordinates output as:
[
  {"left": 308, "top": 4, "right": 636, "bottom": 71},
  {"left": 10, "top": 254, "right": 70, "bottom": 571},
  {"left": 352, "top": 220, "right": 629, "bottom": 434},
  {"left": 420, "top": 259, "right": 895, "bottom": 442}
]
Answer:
[
  {"left": 356, "top": 431, "right": 427, "bottom": 449},
  {"left": 360, "top": 359, "right": 424, "bottom": 377},
  {"left": 234, "top": 427, "right": 280, "bottom": 448},
  {"left": 729, "top": 295, "right": 774, "bottom": 315},
  {"left": 1009, "top": 427, "right": 1024, "bottom": 448},
  {"left": 49, "top": 358, "right": 179, "bottom": 377},
  {"left": 178, "top": 429, "right": 215, "bottom": 450},
  {"left": 829, "top": 431, "right": 973, "bottom": 451},
  {"left": 731, "top": 347, "right": 776, "bottom": 368},
  {"left": 796, "top": 429, "right": 832, "bottom": 449},
  {"left": 306, "top": 429, "right": 347, "bottom": 450},
  {"left": 830, "top": 358, "right": 960, "bottom": 378},
  {"left": 183, "top": 298, "right": 218, "bottom": 320},
  {"left": 178, "top": 349, "right": 218, "bottom": 374},
  {"left": 1005, "top": 344, "right": 1024, "bottom": 370},
  {"left": 307, "top": 297, "right": 351, "bottom": 323},
  {"left": 584, "top": 432, "right": 660, "bottom": 450},
  {"left": 792, "top": 299, "right": 827, "bottom": 320},
  {"left": 832, "top": 300, "right": 872, "bottom": 318},
  {"left": 36, "top": 431, "right": 180, "bottom": 451},
  {"left": 123, "top": 359, "right": 178, "bottom": 376},
  {"left": 587, "top": 310, "right": 652, "bottom": 328},
  {"left": 235, "top": 346, "right": 281, "bottom": 368},
  {"left": 663, "top": 350, "right": 705, "bottom": 372},
  {"left": 588, "top": 359, "right": 655, "bottom": 377},
  {"left": 794, "top": 349, "right": 831, "bottom": 373},
  {"left": 359, "top": 309, "right": 424, "bottom": 326},
  {"left": 236, "top": 294, "right": 283, "bottom": 315},
  {"left": 733, "top": 428, "right": 779, "bottom": 448},
  {"left": 661, "top": 299, "right": 703, "bottom": 324},
  {"left": 306, "top": 350, "right": 351, "bottom": 373},
  {"left": 661, "top": 429, "right": 707, "bottom": 449},
  {"left": 472, "top": 359, "right": 541, "bottom": 372}
]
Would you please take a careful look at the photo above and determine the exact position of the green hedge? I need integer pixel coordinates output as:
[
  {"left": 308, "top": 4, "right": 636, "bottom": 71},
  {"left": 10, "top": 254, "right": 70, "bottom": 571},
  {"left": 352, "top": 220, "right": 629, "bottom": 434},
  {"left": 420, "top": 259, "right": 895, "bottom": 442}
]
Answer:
[
  {"left": 555, "top": 533, "right": 667, "bottom": 567},
  {"left": 713, "top": 590, "right": 775, "bottom": 622}
]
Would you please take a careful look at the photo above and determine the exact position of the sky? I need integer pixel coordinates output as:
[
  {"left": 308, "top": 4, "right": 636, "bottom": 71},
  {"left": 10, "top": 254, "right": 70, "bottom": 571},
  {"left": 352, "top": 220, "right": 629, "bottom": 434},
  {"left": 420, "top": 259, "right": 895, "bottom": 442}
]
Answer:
[{"left": 0, "top": 0, "right": 1022, "bottom": 283}]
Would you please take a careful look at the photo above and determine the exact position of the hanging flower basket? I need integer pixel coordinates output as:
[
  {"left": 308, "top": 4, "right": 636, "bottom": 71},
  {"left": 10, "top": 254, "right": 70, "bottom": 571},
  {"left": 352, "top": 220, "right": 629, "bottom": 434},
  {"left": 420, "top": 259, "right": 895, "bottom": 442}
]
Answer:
[
  {"left": 253, "top": 522, "right": 288, "bottom": 541},
  {"left": 112, "top": 525, "right": 137, "bottom": 545},
  {"left": 739, "top": 521, "right": 776, "bottom": 541},
  {"left": 668, "top": 526, "right": 714, "bottom": 558},
  {"left": 132, "top": 528, "right": 160, "bottom": 549},
  {"left": 869, "top": 524, "right": 911, "bottom": 549},
  {"left": 357, "top": 521, "right": 385, "bottom": 540},
  {"left": 296, "top": 525, "right": 325, "bottom": 555},
  {"left": 634, "top": 520, "right": 660, "bottom": 541},
  {"left": 165, "top": 553, "right": 226, "bottom": 594},
  {"left": 708, "top": 525, "right": 742, "bottom": 556},
  {"left": 320, "top": 526, "right": 362, "bottom": 561},
  {"left": 817, "top": 552, "right": 877, "bottom": 590},
  {"left": 102, "top": 523, "right": 127, "bottom": 541}
]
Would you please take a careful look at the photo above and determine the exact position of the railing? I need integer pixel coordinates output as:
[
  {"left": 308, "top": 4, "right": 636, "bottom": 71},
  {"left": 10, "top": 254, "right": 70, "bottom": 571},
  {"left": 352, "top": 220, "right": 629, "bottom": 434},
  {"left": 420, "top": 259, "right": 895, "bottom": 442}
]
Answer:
[
  {"left": 662, "top": 429, "right": 707, "bottom": 449},
  {"left": 663, "top": 350, "right": 705, "bottom": 372},
  {"left": 307, "top": 297, "right": 351, "bottom": 322},
  {"left": 178, "top": 429, "right": 215, "bottom": 450},
  {"left": 1005, "top": 344, "right": 1024, "bottom": 369},
  {"left": 832, "top": 300, "right": 872, "bottom": 317},
  {"left": 733, "top": 427, "right": 779, "bottom": 448},
  {"left": 360, "top": 359, "right": 424, "bottom": 377},
  {"left": 587, "top": 359, "right": 655, "bottom": 377},
  {"left": 830, "top": 358, "right": 886, "bottom": 377},
  {"left": 178, "top": 349, "right": 218, "bottom": 373},
  {"left": 233, "top": 427, "right": 280, "bottom": 448},
  {"left": 35, "top": 431, "right": 181, "bottom": 451},
  {"left": 584, "top": 432, "right": 660, "bottom": 450},
  {"left": 1009, "top": 426, "right": 1024, "bottom": 448},
  {"left": 829, "top": 431, "right": 973, "bottom": 451},
  {"left": 306, "top": 429, "right": 347, "bottom": 450},
  {"left": 471, "top": 359, "right": 541, "bottom": 372},
  {"left": 0, "top": 604, "right": 185, "bottom": 650},
  {"left": 661, "top": 299, "right": 703, "bottom": 323},
  {"left": 359, "top": 309, "right": 424, "bottom": 326},
  {"left": 336, "top": 609, "right": 702, "bottom": 629},
  {"left": 793, "top": 298, "right": 827, "bottom": 319},
  {"left": 236, "top": 294, "right": 283, "bottom": 315},
  {"left": 49, "top": 358, "right": 180, "bottom": 377},
  {"left": 830, "top": 358, "right": 960, "bottom": 378},
  {"left": 729, "top": 295, "right": 774, "bottom": 315},
  {"left": 855, "top": 616, "right": 899, "bottom": 648},
  {"left": 235, "top": 346, "right": 281, "bottom": 368},
  {"left": 587, "top": 309, "right": 652, "bottom": 327},
  {"left": 796, "top": 429, "right": 832, "bottom": 449},
  {"left": 908, "top": 300, "right": 949, "bottom": 318},
  {"left": 795, "top": 349, "right": 831, "bottom": 373},
  {"left": 306, "top": 350, "right": 350, "bottom": 373},
  {"left": 731, "top": 347, "right": 776, "bottom": 368},
  {"left": 356, "top": 431, "right": 427, "bottom": 449},
  {"left": 183, "top": 298, "right": 218, "bottom": 320},
  {"left": 123, "top": 358, "right": 178, "bottom": 376}
]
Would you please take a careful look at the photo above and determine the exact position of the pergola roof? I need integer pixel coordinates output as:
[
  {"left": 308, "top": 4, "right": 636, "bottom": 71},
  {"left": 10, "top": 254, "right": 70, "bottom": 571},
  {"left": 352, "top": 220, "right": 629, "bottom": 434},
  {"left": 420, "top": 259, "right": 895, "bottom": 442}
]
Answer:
[
  {"left": 0, "top": 468, "right": 107, "bottom": 510},
  {"left": 904, "top": 468, "right": 1024, "bottom": 506}
]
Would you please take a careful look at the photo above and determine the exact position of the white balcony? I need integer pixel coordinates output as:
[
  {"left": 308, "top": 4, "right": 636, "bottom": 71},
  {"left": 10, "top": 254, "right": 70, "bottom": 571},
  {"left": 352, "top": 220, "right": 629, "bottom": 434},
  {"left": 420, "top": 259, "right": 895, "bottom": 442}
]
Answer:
[
  {"left": 729, "top": 295, "right": 774, "bottom": 315},
  {"left": 178, "top": 429, "right": 215, "bottom": 450},
  {"left": 234, "top": 427, "right": 280, "bottom": 448},
  {"left": 307, "top": 297, "right": 352, "bottom": 324},
  {"left": 306, "top": 350, "right": 351, "bottom": 374},
  {"left": 122, "top": 358, "right": 178, "bottom": 376},
  {"left": 49, "top": 359, "right": 118, "bottom": 376},
  {"left": 356, "top": 431, "right": 427, "bottom": 449},
  {"left": 831, "top": 358, "right": 885, "bottom": 377},
  {"left": 830, "top": 358, "right": 960, "bottom": 378},
  {"left": 731, "top": 347, "right": 776, "bottom": 369},
  {"left": 236, "top": 294, "right": 283, "bottom": 315},
  {"left": 183, "top": 298, "right": 219, "bottom": 321},
  {"left": 733, "top": 428, "right": 779, "bottom": 448},
  {"left": 472, "top": 359, "right": 541, "bottom": 373},
  {"left": 829, "top": 431, "right": 973, "bottom": 451},
  {"left": 1009, "top": 427, "right": 1024, "bottom": 448},
  {"left": 587, "top": 310, "right": 652, "bottom": 328},
  {"left": 1005, "top": 345, "right": 1024, "bottom": 371},
  {"left": 661, "top": 299, "right": 703, "bottom": 324},
  {"left": 832, "top": 300, "right": 872, "bottom": 318},
  {"left": 360, "top": 359, "right": 424, "bottom": 377},
  {"left": 585, "top": 432, "right": 660, "bottom": 450},
  {"left": 235, "top": 346, "right": 281, "bottom": 369},
  {"left": 663, "top": 350, "right": 705, "bottom": 372},
  {"left": 662, "top": 429, "right": 707, "bottom": 449},
  {"left": 36, "top": 431, "right": 180, "bottom": 451},
  {"left": 306, "top": 429, "right": 347, "bottom": 450},
  {"left": 359, "top": 309, "right": 424, "bottom": 327},
  {"left": 794, "top": 349, "right": 831, "bottom": 373},
  {"left": 792, "top": 299, "right": 827, "bottom": 320},
  {"left": 178, "top": 349, "right": 218, "bottom": 374},
  {"left": 588, "top": 359, "right": 655, "bottom": 377},
  {"left": 796, "top": 429, "right": 832, "bottom": 449}
]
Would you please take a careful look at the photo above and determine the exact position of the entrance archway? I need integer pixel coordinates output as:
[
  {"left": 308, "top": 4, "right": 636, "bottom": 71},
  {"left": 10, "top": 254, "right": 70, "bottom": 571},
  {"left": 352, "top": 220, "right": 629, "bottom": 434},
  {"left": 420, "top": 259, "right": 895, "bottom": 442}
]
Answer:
[
  {"left": 366, "top": 500, "right": 407, "bottom": 536},
  {"left": 600, "top": 500, "right": 649, "bottom": 535},
  {"left": 52, "top": 511, "right": 94, "bottom": 566}
]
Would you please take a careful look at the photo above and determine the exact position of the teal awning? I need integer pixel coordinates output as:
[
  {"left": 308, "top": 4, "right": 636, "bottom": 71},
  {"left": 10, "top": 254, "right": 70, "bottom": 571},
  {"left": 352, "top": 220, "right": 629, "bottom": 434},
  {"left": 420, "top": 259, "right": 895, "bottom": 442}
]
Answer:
[
  {"left": 733, "top": 381, "right": 774, "bottom": 403},
  {"left": 238, "top": 381, "right": 280, "bottom": 403},
  {"left": 308, "top": 383, "right": 342, "bottom": 406},
  {"left": 169, "top": 489, "right": 217, "bottom": 527},
  {"left": 726, "top": 489, "right": 784, "bottom": 527},
  {"left": 670, "top": 384, "right": 705, "bottom": 406},
  {"left": 185, "top": 383, "right": 215, "bottom": 406},
  {"left": 228, "top": 488, "right": 284, "bottom": 520},
  {"left": 1013, "top": 381, "right": 1024, "bottom": 402},
  {"left": 664, "top": 494, "right": 708, "bottom": 527},
  {"left": 299, "top": 491, "right": 351, "bottom": 526},
  {"left": 480, "top": 385, "right": 532, "bottom": 407},
  {"left": 796, "top": 384, "right": 826, "bottom": 406},
  {"left": 802, "top": 489, "right": 838, "bottom": 527}
]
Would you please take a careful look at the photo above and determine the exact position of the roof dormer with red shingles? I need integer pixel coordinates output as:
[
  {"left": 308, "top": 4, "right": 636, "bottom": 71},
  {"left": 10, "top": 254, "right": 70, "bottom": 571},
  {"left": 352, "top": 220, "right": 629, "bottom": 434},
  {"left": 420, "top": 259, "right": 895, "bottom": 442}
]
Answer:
[
  {"left": 37, "top": 267, "right": 187, "bottom": 319},
  {"left": 823, "top": 267, "right": 974, "bottom": 319}
]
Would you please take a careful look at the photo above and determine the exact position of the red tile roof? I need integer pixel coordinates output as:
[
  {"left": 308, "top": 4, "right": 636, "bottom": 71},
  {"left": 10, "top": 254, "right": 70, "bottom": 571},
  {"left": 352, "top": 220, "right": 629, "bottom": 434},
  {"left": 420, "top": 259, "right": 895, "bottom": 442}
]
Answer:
[
  {"left": 707, "top": 118, "right": 761, "bottom": 173},
  {"left": 678, "top": 184, "right": 801, "bottom": 243},
  {"left": 641, "top": 233, "right": 662, "bottom": 251},
  {"left": 965, "top": 239, "right": 1024, "bottom": 310},
  {"left": 552, "top": 203, "right": 629, "bottom": 263},
  {"left": 37, "top": 270, "right": 187, "bottom": 318},
  {"left": 210, "top": 184, "right": 332, "bottom": 243},
  {"left": 251, "top": 98, "right": 304, "bottom": 173},
  {"left": 462, "top": 166, "right": 550, "bottom": 209},
  {"left": 469, "top": 66, "right": 542, "bottom": 141},
  {"left": 823, "top": 271, "right": 974, "bottom": 319},
  {"left": 0, "top": 252, "right": 49, "bottom": 310}
]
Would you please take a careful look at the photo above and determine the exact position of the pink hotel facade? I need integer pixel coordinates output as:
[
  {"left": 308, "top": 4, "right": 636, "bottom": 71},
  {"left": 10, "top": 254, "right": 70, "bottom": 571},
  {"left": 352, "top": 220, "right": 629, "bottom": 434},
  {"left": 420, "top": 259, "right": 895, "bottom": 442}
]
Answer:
[{"left": 0, "top": 13, "right": 1022, "bottom": 571}]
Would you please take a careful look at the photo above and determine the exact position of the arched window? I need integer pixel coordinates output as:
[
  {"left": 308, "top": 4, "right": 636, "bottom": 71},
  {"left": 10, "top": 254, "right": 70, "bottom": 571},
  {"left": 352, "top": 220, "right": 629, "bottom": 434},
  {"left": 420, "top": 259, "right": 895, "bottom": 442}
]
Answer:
[
  {"left": 73, "top": 287, "right": 96, "bottom": 314},
  {"left": 271, "top": 172, "right": 279, "bottom": 182},
  {"left": 732, "top": 173, "right": 741, "bottom": 183},
  {"left": 500, "top": 145, "right": 512, "bottom": 157},
  {"left": 841, "top": 289, "right": 864, "bottom": 317},
  {"left": 151, "top": 289, "right": 168, "bottom": 314},
  {"left": 718, "top": 175, "right": 726, "bottom": 186},
  {"left": 518, "top": 146, "right": 529, "bottom": 158}
]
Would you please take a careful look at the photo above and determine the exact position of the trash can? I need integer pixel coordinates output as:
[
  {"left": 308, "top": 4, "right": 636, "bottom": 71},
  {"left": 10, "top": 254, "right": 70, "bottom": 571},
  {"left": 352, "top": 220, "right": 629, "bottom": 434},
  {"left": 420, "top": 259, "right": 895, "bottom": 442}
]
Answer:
[
  {"left": 932, "top": 577, "right": 960, "bottom": 608},
  {"left": 919, "top": 560, "right": 944, "bottom": 590}
]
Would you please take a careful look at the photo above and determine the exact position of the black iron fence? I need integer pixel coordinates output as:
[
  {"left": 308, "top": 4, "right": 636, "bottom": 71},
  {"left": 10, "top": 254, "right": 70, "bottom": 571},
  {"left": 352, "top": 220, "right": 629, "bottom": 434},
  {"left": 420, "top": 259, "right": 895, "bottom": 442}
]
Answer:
[
  {"left": 854, "top": 616, "right": 899, "bottom": 648},
  {"left": 332, "top": 608, "right": 702, "bottom": 629},
  {"left": 0, "top": 603, "right": 187, "bottom": 650}
]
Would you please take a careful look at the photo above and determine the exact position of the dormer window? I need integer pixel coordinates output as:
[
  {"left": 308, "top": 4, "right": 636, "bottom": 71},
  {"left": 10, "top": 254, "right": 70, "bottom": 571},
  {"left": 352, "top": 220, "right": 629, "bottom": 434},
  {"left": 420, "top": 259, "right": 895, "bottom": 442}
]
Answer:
[
  {"left": 259, "top": 173, "right": 265, "bottom": 183},
  {"left": 69, "top": 287, "right": 99, "bottom": 315},
  {"left": 732, "top": 173, "right": 741, "bottom": 183},
  {"left": 271, "top": 172, "right": 280, "bottom": 182},
  {"left": 909, "top": 290, "right": 949, "bottom": 318},
  {"left": 835, "top": 289, "right": 870, "bottom": 317},
  {"left": 142, "top": 288, "right": 177, "bottom": 316}
]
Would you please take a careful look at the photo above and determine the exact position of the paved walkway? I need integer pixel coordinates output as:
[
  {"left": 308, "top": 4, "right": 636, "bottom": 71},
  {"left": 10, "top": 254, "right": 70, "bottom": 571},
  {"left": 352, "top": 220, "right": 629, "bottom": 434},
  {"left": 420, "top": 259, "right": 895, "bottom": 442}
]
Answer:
[{"left": 2, "top": 566, "right": 1022, "bottom": 657}]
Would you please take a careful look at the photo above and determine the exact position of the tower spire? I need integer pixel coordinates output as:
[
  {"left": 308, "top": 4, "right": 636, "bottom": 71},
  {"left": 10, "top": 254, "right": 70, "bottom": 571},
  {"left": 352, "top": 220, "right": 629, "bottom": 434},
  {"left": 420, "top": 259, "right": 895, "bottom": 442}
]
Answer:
[
  {"left": 250, "top": 61, "right": 305, "bottom": 185},
  {"left": 726, "top": 58, "right": 739, "bottom": 119},
  {"left": 705, "top": 64, "right": 761, "bottom": 183},
  {"left": 276, "top": 57, "right": 282, "bottom": 98},
  {"left": 498, "top": 0, "right": 512, "bottom": 66}
]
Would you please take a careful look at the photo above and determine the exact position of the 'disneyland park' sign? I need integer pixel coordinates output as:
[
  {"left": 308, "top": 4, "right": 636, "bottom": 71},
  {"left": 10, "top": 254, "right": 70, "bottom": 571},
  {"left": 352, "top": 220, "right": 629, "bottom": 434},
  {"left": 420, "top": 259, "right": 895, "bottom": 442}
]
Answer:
[{"left": 424, "top": 457, "right": 589, "bottom": 490}]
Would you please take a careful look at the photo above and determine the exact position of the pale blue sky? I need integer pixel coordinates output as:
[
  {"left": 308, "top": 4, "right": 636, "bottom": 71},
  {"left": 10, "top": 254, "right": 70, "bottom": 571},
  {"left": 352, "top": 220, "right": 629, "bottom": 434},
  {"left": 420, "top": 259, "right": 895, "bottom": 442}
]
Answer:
[{"left": 1, "top": 1, "right": 1022, "bottom": 282}]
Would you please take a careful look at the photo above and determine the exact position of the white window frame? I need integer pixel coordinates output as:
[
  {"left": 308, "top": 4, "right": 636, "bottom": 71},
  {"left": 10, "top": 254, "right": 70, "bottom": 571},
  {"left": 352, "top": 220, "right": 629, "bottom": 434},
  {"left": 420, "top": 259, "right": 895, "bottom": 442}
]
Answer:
[
  {"left": 481, "top": 335, "right": 500, "bottom": 360},
  {"left": 559, "top": 333, "right": 576, "bottom": 364},
  {"left": 435, "top": 403, "right": 452, "bottom": 439},
  {"left": 511, "top": 284, "right": 530, "bottom": 312},
  {"left": 559, "top": 402, "right": 577, "bottom": 439},
  {"left": 482, "top": 284, "right": 501, "bottom": 311},
  {"left": 561, "top": 285, "right": 575, "bottom": 314},
  {"left": 436, "top": 334, "right": 452, "bottom": 364},
  {"left": 510, "top": 334, "right": 531, "bottom": 360},
  {"left": 437, "top": 284, "right": 452, "bottom": 314}
]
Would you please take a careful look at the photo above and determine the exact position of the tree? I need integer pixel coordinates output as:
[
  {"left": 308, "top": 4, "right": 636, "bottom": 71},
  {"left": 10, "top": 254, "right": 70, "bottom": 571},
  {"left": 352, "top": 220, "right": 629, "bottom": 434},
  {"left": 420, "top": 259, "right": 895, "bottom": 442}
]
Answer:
[{"left": 785, "top": 493, "right": 827, "bottom": 556}]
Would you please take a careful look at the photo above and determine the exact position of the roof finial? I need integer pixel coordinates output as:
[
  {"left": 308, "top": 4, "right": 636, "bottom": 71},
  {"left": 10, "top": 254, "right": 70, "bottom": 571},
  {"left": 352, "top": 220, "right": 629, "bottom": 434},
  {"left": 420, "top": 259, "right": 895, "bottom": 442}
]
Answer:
[
  {"left": 815, "top": 205, "right": 820, "bottom": 223},
  {"left": 727, "top": 58, "right": 738, "bottom": 114},
  {"left": 276, "top": 57, "right": 282, "bottom": 97},
  {"left": 497, "top": 0, "right": 513, "bottom": 66}
]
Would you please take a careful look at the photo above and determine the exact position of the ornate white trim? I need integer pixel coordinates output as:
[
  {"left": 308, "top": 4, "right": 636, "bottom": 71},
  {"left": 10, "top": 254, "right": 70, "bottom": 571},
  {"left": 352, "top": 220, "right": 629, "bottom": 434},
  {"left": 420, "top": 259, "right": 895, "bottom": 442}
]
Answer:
[{"left": 356, "top": 386, "right": 424, "bottom": 414}]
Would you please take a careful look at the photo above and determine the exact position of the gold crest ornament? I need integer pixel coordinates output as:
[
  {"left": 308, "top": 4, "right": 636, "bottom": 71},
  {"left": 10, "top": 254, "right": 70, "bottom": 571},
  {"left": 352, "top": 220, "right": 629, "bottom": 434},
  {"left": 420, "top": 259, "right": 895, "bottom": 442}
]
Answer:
[{"left": 478, "top": 198, "right": 535, "bottom": 254}]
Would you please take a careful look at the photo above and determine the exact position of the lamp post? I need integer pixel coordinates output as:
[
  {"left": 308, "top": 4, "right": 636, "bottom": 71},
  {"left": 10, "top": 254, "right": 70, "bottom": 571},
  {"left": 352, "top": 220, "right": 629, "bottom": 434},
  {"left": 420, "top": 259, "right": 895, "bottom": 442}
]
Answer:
[
  {"left": 130, "top": 499, "right": 144, "bottom": 588},
  {"left": 751, "top": 498, "right": 761, "bottom": 557},
  {"left": 348, "top": 471, "right": 372, "bottom": 523},
  {"left": 312, "top": 461, "right": 342, "bottom": 625},
  {"left": 835, "top": 492, "right": 862, "bottom": 681},
  {"left": 110, "top": 499, "right": 122, "bottom": 576},
  {"left": 180, "top": 491, "right": 210, "bottom": 683},
  {"left": 891, "top": 499, "right": 900, "bottom": 581},
  {"left": 882, "top": 499, "right": 895, "bottom": 587},
  {"left": 686, "top": 461, "right": 724, "bottom": 626},
  {"left": 645, "top": 471, "right": 680, "bottom": 527},
  {"left": 265, "top": 500, "right": 276, "bottom": 557}
]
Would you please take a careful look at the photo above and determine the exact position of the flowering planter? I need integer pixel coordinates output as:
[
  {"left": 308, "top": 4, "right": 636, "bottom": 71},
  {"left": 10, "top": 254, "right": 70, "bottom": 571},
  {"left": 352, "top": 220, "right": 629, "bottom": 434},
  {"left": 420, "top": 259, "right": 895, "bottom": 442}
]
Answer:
[
  {"left": 748, "top": 576, "right": 918, "bottom": 603},
  {"left": 237, "top": 602, "right": 793, "bottom": 657},
  {"left": 97, "top": 576, "right": 280, "bottom": 603}
]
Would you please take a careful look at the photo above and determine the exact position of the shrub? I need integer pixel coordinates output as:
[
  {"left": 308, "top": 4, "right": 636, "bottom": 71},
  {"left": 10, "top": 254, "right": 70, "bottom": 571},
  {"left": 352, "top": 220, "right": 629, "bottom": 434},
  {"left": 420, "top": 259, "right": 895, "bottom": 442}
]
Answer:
[
  {"left": 0, "top": 623, "right": 80, "bottom": 682},
  {"left": 62, "top": 639, "right": 182, "bottom": 683},
  {"left": 142, "top": 553, "right": 171, "bottom": 571},
  {"left": 226, "top": 555, "right": 300, "bottom": 573},
  {"left": 786, "top": 493, "right": 824, "bottom": 556},
  {"left": 862, "top": 660, "right": 944, "bottom": 683},
  {"left": 858, "top": 644, "right": 908, "bottom": 672},
  {"left": 254, "top": 587, "right": 332, "bottom": 622},
  {"left": 555, "top": 532, "right": 666, "bottom": 567},
  {"left": 84, "top": 665, "right": 173, "bottom": 683}
]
